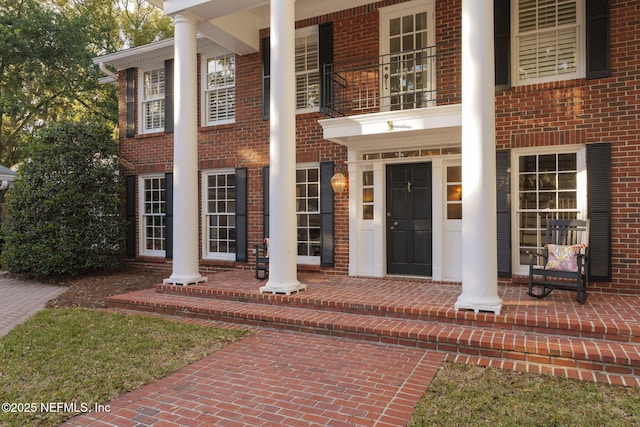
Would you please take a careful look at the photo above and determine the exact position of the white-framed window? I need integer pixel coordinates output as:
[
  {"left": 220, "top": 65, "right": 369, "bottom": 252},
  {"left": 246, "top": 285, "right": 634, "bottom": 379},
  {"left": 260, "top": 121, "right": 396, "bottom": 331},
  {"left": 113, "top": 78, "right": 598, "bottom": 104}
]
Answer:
[
  {"left": 140, "top": 66, "right": 165, "bottom": 133},
  {"left": 296, "top": 163, "right": 321, "bottom": 264},
  {"left": 362, "top": 170, "right": 374, "bottom": 220},
  {"left": 139, "top": 175, "right": 166, "bottom": 257},
  {"left": 202, "top": 169, "right": 237, "bottom": 260},
  {"left": 381, "top": 0, "right": 436, "bottom": 110},
  {"left": 512, "top": 146, "right": 587, "bottom": 274},
  {"left": 295, "top": 26, "right": 320, "bottom": 113},
  {"left": 203, "top": 53, "right": 236, "bottom": 126},
  {"left": 513, "top": 0, "right": 584, "bottom": 85},
  {"left": 446, "top": 165, "right": 462, "bottom": 220}
]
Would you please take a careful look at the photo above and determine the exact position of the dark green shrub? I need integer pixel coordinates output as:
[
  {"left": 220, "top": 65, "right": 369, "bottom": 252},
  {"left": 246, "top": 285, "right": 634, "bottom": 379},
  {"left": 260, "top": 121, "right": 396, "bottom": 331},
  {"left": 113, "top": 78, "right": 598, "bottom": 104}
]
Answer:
[{"left": 1, "top": 121, "right": 125, "bottom": 276}]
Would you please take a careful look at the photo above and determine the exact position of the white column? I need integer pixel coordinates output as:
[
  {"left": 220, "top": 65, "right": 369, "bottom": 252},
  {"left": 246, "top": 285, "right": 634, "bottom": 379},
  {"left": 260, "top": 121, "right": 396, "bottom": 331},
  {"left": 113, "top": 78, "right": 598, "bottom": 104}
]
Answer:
[
  {"left": 164, "top": 13, "right": 206, "bottom": 286},
  {"left": 260, "top": 0, "right": 306, "bottom": 294},
  {"left": 455, "top": 0, "right": 502, "bottom": 314}
]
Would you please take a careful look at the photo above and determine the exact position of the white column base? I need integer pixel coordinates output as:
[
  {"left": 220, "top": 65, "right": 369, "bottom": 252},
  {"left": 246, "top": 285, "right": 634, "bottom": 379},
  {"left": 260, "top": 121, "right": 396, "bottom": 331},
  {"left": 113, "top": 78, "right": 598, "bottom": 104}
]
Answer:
[
  {"left": 163, "top": 275, "right": 207, "bottom": 286},
  {"left": 455, "top": 296, "right": 502, "bottom": 315},
  {"left": 260, "top": 280, "right": 307, "bottom": 295}
]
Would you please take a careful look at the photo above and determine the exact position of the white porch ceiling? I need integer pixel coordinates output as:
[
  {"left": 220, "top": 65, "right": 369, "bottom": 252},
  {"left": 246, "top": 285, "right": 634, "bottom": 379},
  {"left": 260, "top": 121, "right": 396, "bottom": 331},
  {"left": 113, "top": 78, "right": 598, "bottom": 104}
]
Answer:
[{"left": 148, "top": 0, "right": 374, "bottom": 54}]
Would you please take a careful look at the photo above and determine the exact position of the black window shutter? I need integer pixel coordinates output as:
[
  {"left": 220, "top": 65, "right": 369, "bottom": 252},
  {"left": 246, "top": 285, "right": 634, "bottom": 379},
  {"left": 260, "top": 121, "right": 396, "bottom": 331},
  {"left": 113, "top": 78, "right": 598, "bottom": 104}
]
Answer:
[
  {"left": 496, "top": 150, "right": 512, "bottom": 277},
  {"left": 320, "top": 161, "right": 335, "bottom": 267},
  {"left": 586, "top": 0, "right": 611, "bottom": 79},
  {"left": 494, "top": 0, "right": 511, "bottom": 89},
  {"left": 125, "top": 175, "right": 136, "bottom": 257},
  {"left": 263, "top": 166, "right": 270, "bottom": 238},
  {"left": 587, "top": 143, "right": 612, "bottom": 282},
  {"left": 165, "top": 172, "right": 173, "bottom": 260},
  {"left": 125, "top": 68, "right": 135, "bottom": 138},
  {"left": 318, "top": 22, "right": 334, "bottom": 113},
  {"left": 262, "top": 37, "right": 270, "bottom": 120},
  {"left": 235, "top": 168, "right": 248, "bottom": 262},
  {"left": 164, "top": 59, "right": 174, "bottom": 133}
]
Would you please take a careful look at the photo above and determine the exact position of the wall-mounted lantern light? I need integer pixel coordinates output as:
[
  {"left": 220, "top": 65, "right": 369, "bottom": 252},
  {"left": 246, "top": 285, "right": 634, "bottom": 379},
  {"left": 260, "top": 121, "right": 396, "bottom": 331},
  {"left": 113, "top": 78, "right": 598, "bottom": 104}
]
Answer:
[{"left": 331, "top": 171, "right": 348, "bottom": 193}]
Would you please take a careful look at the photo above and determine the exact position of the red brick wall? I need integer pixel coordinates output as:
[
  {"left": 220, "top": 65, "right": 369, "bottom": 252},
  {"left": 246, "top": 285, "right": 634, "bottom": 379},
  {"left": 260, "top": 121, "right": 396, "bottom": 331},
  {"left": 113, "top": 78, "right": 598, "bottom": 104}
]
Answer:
[
  {"left": 118, "top": 2, "right": 414, "bottom": 275},
  {"left": 493, "top": 0, "right": 640, "bottom": 294},
  {"left": 119, "top": 0, "right": 640, "bottom": 294}
]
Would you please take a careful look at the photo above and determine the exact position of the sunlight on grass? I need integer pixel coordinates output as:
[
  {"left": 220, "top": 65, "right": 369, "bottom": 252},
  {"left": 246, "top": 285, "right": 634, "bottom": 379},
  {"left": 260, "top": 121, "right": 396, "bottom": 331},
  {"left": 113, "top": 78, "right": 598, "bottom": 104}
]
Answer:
[
  {"left": 0, "top": 308, "right": 250, "bottom": 426},
  {"left": 408, "top": 363, "right": 640, "bottom": 427}
]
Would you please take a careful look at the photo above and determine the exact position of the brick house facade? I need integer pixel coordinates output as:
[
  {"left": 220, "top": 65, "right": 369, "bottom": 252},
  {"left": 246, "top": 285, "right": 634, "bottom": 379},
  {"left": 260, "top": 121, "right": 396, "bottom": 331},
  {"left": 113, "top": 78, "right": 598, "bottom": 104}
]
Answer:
[{"left": 95, "top": 0, "right": 640, "bottom": 296}]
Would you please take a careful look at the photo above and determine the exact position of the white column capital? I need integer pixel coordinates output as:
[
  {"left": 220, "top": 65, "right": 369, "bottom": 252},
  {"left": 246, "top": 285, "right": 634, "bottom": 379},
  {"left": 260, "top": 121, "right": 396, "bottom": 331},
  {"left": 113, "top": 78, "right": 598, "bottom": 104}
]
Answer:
[{"left": 172, "top": 11, "right": 200, "bottom": 26}]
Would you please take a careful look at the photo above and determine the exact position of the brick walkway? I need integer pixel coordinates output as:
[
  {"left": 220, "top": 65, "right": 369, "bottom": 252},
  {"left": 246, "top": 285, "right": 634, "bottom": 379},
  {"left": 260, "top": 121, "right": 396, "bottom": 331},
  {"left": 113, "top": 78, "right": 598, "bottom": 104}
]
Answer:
[
  {"left": 64, "top": 330, "right": 444, "bottom": 427},
  {"left": 0, "top": 276, "right": 67, "bottom": 337}
]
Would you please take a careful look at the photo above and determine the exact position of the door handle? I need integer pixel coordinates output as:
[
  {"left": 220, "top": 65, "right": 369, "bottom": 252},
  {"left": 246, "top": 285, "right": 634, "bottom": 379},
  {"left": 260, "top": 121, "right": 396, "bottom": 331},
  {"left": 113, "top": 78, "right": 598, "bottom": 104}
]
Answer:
[{"left": 393, "top": 221, "right": 399, "bottom": 226}]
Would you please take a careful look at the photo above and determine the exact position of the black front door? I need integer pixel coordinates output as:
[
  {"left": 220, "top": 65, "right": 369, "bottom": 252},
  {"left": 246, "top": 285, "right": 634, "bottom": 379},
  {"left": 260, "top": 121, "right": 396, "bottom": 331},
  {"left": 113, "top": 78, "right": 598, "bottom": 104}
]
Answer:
[{"left": 386, "top": 163, "right": 432, "bottom": 276}]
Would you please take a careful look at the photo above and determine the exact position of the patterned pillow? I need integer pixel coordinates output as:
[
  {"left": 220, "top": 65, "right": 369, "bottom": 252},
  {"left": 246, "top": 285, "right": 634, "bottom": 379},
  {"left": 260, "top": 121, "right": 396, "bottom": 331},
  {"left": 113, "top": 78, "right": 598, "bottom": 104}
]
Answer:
[{"left": 545, "top": 244, "right": 583, "bottom": 272}]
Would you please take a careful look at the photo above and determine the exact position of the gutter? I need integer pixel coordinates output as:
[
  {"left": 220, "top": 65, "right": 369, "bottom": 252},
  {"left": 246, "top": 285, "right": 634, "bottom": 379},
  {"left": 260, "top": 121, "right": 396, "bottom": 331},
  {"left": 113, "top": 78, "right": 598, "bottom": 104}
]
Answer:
[{"left": 98, "top": 62, "right": 119, "bottom": 81}]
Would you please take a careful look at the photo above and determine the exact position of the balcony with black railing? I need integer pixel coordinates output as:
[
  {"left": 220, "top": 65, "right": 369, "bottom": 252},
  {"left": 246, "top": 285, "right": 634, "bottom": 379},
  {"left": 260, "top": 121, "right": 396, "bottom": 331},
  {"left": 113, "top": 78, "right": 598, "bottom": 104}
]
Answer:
[{"left": 322, "top": 42, "right": 461, "bottom": 118}]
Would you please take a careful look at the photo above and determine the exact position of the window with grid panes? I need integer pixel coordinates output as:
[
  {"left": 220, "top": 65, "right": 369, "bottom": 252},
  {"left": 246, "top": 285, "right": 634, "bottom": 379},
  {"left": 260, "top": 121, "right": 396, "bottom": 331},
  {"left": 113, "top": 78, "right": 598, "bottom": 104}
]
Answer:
[
  {"left": 295, "top": 27, "right": 319, "bottom": 112},
  {"left": 204, "top": 171, "right": 236, "bottom": 259},
  {"left": 205, "top": 54, "right": 235, "bottom": 125},
  {"left": 387, "top": 9, "right": 434, "bottom": 110},
  {"left": 140, "top": 175, "right": 166, "bottom": 256},
  {"left": 516, "top": 151, "right": 582, "bottom": 267},
  {"left": 362, "top": 170, "right": 374, "bottom": 220},
  {"left": 141, "top": 67, "right": 165, "bottom": 132},
  {"left": 514, "top": 0, "right": 583, "bottom": 85},
  {"left": 296, "top": 165, "right": 321, "bottom": 262},
  {"left": 446, "top": 165, "right": 462, "bottom": 220}
]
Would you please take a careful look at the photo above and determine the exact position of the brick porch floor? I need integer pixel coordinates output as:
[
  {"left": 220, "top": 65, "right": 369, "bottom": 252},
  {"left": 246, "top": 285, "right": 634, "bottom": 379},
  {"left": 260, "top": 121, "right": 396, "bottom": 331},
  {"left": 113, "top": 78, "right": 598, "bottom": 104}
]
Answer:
[{"left": 65, "top": 270, "right": 640, "bottom": 426}]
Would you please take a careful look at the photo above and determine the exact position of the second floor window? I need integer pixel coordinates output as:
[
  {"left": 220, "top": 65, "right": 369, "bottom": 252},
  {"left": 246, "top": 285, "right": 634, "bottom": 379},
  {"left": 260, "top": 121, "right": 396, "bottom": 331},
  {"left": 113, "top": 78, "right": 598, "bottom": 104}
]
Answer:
[
  {"left": 141, "top": 67, "right": 165, "bottom": 133},
  {"left": 205, "top": 54, "right": 236, "bottom": 125},
  {"left": 514, "top": 0, "right": 583, "bottom": 85},
  {"left": 295, "top": 26, "right": 319, "bottom": 112}
]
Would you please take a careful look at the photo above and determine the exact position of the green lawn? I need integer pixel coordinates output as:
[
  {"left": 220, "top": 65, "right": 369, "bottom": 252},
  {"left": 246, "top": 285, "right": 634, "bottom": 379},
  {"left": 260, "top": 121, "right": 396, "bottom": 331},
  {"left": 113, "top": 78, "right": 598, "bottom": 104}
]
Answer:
[
  {"left": 0, "top": 308, "right": 250, "bottom": 427},
  {"left": 408, "top": 363, "right": 640, "bottom": 426}
]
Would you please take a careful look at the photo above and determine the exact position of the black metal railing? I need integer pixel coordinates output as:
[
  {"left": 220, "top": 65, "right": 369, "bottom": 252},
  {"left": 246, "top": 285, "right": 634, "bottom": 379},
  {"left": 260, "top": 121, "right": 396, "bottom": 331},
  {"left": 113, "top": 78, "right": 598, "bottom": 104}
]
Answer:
[{"left": 322, "top": 42, "right": 461, "bottom": 118}]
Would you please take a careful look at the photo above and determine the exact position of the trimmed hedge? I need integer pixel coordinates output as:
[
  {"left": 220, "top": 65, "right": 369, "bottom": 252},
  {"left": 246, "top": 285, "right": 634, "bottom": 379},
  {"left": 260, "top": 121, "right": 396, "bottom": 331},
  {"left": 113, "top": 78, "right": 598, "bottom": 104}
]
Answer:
[{"left": 1, "top": 121, "right": 125, "bottom": 276}]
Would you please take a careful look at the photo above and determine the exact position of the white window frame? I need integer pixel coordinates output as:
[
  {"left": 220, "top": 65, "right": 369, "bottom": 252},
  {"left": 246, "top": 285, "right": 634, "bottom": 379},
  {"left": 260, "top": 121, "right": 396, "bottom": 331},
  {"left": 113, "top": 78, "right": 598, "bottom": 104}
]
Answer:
[
  {"left": 511, "top": 145, "right": 587, "bottom": 275},
  {"left": 202, "top": 53, "right": 236, "bottom": 126},
  {"left": 379, "top": 0, "right": 436, "bottom": 111},
  {"left": 201, "top": 169, "right": 237, "bottom": 261},
  {"left": 512, "top": 0, "right": 585, "bottom": 86},
  {"left": 139, "top": 65, "right": 165, "bottom": 134},
  {"left": 295, "top": 26, "right": 320, "bottom": 114},
  {"left": 362, "top": 169, "right": 375, "bottom": 221},
  {"left": 296, "top": 162, "right": 321, "bottom": 265},
  {"left": 139, "top": 174, "right": 166, "bottom": 257},
  {"left": 445, "top": 163, "right": 462, "bottom": 221}
]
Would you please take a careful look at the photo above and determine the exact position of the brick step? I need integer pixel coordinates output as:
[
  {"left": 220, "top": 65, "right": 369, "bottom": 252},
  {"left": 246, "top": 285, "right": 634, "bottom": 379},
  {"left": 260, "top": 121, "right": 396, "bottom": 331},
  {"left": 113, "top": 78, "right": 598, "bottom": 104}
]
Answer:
[
  {"left": 155, "top": 282, "right": 640, "bottom": 344},
  {"left": 108, "top": 288, "right": 640, "bottom": 386}
]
